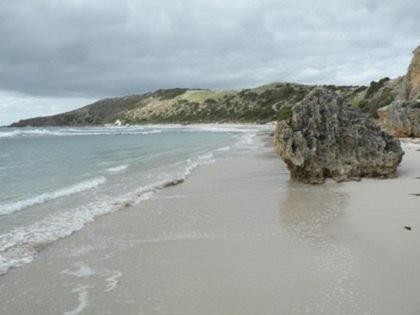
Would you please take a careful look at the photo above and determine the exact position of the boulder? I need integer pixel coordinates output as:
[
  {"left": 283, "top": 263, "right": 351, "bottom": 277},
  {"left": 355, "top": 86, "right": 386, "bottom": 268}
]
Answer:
[
  {"left": 274, "top": 88, "right": 404, "bottom": 184},
  {"left": 378, "top": 101, "right": 420, "bottom": 137}
]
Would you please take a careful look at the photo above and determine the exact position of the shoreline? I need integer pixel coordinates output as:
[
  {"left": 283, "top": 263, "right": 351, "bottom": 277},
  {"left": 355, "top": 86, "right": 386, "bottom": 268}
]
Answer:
[
  {"left": 0, "top": 125, "right": 272, "bottom": 275},
  {"left": 0, "top": 138, "right": 419, "bottom": 314}
]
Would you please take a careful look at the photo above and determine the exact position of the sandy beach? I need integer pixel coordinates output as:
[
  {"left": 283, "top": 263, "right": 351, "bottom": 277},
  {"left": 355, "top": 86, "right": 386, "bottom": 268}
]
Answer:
[{"left": 0, "top": 137, "right": 419, "bottom": 314}]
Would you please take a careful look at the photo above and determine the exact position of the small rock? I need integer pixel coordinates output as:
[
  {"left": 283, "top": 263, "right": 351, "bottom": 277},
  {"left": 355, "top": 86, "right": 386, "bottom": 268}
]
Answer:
[
  {"left": 404, "top": 226, "right": 412, "bottom": 231},
  {"left": 163, "top": 178, "right": 185, "bottom": 188}
]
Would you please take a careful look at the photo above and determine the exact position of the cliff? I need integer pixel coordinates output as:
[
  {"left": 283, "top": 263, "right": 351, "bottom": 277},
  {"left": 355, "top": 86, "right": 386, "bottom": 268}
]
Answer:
[
  {"left": 376, "top": 46, "right": 420, "bottom": 137},
  {"left": 399, "top": 46, "right": 420, "bottom": 101}
]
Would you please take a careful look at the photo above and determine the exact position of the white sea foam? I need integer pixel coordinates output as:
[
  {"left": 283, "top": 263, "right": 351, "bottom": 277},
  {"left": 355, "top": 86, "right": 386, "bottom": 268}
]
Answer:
[
  {"left": 0, "top": 124, "right": 271, "bottom": 139},
  {"left": 0, "top": 129, "right": 67, "bottom": 138},
  {"left": 198, "top": 152, "right": 215, "bottom": 163},
  {"left": 175, "top": 123, "right": 273, "bottom": 133},
  {"left": 64, "top": 285, "right": 92, "bottom": 315},
  {"left": 61, "top": 262, "right": 96, "bottom": 277},
  {"left": 103, "top": 270, "right": 123, "bottom": 292},
  {"left": 0, "top": 176, "right": 106, "bottom": 215},
  {"left": 235, "top": 132, "right": 263, "bottom": 150},
  {"left": 0, "top": 131, "right": 18, "bottom": 138},
  {"left": 0, "top": 127, "right": 163, "bottom": 138},
  {"left": 106, "top": 164, "right": 129, "bottom": 173},
  {"left": 215, "top": 146, "right": 231, "bottom": 152},
  {"left": 140, "top": 130, "right": 162, "bottom": 135}
]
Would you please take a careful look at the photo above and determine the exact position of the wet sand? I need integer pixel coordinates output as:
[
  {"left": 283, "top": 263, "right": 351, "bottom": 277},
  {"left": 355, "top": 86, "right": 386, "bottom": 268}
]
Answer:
[{"left": 0, "top": 140, "right": 419, "bottom": 314}]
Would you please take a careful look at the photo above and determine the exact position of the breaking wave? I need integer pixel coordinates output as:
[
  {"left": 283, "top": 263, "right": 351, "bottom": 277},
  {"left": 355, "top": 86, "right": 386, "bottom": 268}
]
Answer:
[{"left": 0, "top": 177, "right": 106, "bottom": 216}]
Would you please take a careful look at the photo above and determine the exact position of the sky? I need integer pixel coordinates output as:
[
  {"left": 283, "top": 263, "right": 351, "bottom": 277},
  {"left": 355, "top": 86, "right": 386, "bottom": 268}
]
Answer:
[{"left": 0, "top": 0, "right": 419, "bottom": 125}]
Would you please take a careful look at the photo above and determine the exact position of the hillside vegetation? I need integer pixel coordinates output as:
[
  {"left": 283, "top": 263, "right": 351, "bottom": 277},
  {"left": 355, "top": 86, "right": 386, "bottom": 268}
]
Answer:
[{"left": 10, "top": 80, "right": 402, "bottom": 127}]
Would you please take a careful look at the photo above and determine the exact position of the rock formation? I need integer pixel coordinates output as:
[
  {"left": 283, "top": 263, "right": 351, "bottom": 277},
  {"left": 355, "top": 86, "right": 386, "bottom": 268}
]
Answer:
[
  {"left": 400, "top": 46, "right": 420, "bottom": 102},
  {"left": 375, "top": 46, "right": 420, "bottom": 138},
  {"left": 378, "top": 101, "right": 420, "bottom": 137},
  {"left": 274, "top": 88, "right": 404, "bottom": 184}
]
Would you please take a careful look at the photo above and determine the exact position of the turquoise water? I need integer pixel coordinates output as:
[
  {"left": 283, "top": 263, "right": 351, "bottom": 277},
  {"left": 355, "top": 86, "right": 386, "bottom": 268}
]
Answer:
[{"left": 0, "top": 125, "right": 268, "bottom": 274}]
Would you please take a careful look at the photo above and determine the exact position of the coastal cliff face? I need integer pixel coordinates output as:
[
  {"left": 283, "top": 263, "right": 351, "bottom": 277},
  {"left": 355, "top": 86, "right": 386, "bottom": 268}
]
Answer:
[
  {"left": 377, "top": 101, "right": 420, "bottom": 137},
  {"left": 401, "top": 46, "right": 420, "bottom": 102},
  {"left": 376, "top": 46, "right": 420, "bottom": 137},
  {"left": 274, "top": 88, "right": 404, "bottom": 184}
]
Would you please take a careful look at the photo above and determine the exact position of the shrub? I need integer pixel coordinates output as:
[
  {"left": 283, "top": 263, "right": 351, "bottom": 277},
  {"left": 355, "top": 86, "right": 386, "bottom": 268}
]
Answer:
[
  {"left": 154, "top": 88, "right": 188, "bottom": 100},
  {"left": 365, "top": 77, "right": 389, "bottom": 98},
  {"left": 277, "top": 106, "right": 293, "bottom": 121}
]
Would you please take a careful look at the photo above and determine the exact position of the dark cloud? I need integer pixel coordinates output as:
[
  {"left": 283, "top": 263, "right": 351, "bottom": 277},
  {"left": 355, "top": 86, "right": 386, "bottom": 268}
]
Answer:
[{"left": 0, "top": 0, "right": 419, "bottom": 123}]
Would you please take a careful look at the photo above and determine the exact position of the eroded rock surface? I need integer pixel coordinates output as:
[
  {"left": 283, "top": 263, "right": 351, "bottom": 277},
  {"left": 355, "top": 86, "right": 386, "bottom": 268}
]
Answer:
[
  {"left": 378, "top": 101, "right": 420, "bottom": 137},
  {"left": 403, "top": 46, "right": 420, "bottom": 101},
  {"left": 275, "top": 88, "right": 404, "bottom": 184}
]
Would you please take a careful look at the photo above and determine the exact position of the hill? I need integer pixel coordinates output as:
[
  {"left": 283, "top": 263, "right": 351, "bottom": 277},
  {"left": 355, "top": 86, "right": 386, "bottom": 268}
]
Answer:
[{"left": 10, "top": 80, "right": 403, "bottom": 127}]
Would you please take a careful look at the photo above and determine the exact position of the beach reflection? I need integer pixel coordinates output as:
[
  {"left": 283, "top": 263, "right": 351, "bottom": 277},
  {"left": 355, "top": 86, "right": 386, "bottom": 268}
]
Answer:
[{"left": 279, "top": 180, "right": 347, "bottom": 243}]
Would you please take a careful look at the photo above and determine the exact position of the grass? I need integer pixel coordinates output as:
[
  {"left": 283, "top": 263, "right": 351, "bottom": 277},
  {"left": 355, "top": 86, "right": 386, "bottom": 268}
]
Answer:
[
  {"left": 180, "top": 90, "right": 235, "bottom": 103},
  {"left": 250, "top": 82, "right": 307, "bottom": 94}
]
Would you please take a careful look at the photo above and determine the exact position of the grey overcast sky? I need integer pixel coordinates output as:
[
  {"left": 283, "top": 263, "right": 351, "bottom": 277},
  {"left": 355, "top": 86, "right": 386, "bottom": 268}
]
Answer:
[{"left": 0, "top": 0, "right": 419, "bottom": 125}]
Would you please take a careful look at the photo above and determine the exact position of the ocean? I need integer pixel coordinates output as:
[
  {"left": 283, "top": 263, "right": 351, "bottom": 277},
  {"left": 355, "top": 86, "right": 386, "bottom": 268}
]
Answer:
[{"left": 0, "top": 124, "right": 270, "bottom": 275}]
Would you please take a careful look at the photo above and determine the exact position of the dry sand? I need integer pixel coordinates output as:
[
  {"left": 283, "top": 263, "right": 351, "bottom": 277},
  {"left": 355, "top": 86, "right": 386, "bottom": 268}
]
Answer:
[{"left": 0, "top": 138, "right": 419, "bottom": 314}]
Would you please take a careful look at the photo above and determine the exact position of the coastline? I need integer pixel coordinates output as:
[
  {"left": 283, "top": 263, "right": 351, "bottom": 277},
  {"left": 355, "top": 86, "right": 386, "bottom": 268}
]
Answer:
[
  {"left": 0, "top": 124, "right": 271, "bottom": 275},
  {"left": 0, "top": 136, "right": 419, "bottom": 314}
]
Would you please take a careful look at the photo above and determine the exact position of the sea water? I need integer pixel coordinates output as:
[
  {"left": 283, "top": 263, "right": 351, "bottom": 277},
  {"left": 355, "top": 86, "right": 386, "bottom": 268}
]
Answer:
[{"left": 0, "top": 124, "right": 270, "bottom": 274}]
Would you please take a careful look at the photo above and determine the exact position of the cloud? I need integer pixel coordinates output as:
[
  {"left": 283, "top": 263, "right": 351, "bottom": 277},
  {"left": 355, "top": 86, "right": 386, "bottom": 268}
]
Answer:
[
  {"left": 0, "top": 0, "right": 419, "bottom": 123},
  {"left": 0, "top": 90, "right": 94, "bottom": 126}
]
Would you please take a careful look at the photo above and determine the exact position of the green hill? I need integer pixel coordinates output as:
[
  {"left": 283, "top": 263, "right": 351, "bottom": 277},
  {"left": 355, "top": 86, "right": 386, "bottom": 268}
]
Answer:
[{"left": 10, "top": 80, "right": 400, "bottom": 127}]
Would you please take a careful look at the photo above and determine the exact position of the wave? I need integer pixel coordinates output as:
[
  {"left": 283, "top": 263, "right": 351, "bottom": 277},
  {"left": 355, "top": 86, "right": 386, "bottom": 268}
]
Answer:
[
  {"left": 0, "top": 153, "right": 217, "bottom": 275},
  {"left": 0, "top": 124, "right": 273, "bottom": 139},
  {"left": 235, "top": 132, "right": 266, "bottom": 150},
  {"left": 0, "top": 128, "right": 163, "bottom": 138},
  {"left": 215, "top": 146, "right": 231, "bottom": 152},
  {"left": 198, "top": 152, "right": 214, "bottom": 162},
  {"left": 0, "top": 177, "right": 106, "bottom": 216},
  {"left": 106, "top": 164, "right": 129, "bottom": 173}
]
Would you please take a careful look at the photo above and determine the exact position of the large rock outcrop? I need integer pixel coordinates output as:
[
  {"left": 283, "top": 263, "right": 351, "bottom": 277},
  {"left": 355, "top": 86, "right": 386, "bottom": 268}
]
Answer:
[
  {"left": 275, "top": 88, "right": 404, "bottom": 184},
  {"left": 377, "top": 101, "right": 420, "bottom": 137}
]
